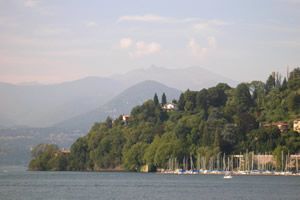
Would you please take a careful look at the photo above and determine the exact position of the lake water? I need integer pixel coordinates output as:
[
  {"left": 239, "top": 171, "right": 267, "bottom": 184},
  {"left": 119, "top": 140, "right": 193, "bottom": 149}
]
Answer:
[{"left": 0, "top": 170, "right": 300, "bottom": 200}]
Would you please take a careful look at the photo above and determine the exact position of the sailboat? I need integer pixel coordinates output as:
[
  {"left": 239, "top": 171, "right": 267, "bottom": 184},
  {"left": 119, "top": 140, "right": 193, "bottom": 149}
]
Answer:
[
  {"left": 224, "top": 171, "right": 232, "bottom": 179},
  {"left": 224, "top": 156, "right": 233, "bottom": 179}
]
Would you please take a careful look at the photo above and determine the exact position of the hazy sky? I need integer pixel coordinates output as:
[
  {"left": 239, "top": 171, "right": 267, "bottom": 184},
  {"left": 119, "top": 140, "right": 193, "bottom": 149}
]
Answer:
[{"left": 0, "top": 0, "right": 299, "bottom": 84}]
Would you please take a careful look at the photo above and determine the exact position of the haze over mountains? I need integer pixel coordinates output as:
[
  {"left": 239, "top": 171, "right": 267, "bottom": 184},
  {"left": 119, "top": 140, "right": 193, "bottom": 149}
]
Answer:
[
  {"left": 0, "top": 77, "right": 124, "bottom": 128},
  {"left": 0, "top": 66, "right": 237, "bottom": 166},
  {"left": 0, "top": 66, "right": 237, "bottom": 129},
  {"left": 112, "top": 66, "right": 237, "bottom": 91},
  {"left": 56, "top": 80, "right": 181, "bottom": 131}
]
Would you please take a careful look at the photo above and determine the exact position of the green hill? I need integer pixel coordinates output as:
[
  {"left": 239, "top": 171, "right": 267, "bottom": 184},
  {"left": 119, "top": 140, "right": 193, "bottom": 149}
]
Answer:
[
  {"left": 29, "top": 68, "right": 300, "bottom": 171},
  {"left": 55, "top": 80, "right": 181, "bottom": 132}
]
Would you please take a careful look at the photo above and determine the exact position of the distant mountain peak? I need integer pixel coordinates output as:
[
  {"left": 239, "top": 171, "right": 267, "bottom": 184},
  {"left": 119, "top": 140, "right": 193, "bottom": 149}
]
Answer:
[
  {"left": 111, "top": 65, "right": 237, "bottom": 91},
  {"left": 55, "top": 80, "right": 181, "bottom": 131}
]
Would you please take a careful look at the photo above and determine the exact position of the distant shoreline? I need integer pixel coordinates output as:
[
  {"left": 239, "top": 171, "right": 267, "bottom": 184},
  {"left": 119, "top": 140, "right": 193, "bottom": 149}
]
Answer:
[
  {"left": 158, "top": 170, "right": 300, "bottom": 177},
  {"left": 20, "top": 169, "right": 300, "bottom": 177}
]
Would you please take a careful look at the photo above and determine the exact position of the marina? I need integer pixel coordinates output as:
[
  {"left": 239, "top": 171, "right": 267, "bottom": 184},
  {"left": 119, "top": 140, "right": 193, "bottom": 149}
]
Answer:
[{"left": 157, "top": 153, "right": 300, "bottom": 176}]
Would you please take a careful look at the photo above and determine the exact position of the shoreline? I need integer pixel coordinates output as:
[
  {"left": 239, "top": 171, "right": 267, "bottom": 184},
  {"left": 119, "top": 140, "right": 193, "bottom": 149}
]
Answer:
[
  {"left": 19, "top": 169, "right": 300, "bottom": 176},
  {"left": 158, "top": 170, "right": 300, "bottom": 176}
]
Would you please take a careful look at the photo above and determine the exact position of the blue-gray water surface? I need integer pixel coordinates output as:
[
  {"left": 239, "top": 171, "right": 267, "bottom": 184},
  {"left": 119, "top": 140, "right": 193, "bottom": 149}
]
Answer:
[{"left": 0, "top": 170, "right": 299, "bottom": 200}]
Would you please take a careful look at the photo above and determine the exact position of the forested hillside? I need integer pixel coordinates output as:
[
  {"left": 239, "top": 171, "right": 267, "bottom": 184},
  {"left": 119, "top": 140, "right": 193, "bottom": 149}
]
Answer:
[{"left": 29, "top": 68, "right": 300, "bottom": 171}]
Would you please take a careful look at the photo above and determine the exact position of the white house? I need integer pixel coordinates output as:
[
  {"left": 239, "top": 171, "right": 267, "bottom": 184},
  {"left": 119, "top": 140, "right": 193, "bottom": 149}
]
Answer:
[
  {"left": 162, "top": 103, "right": 176, "bottom": 111},
  {"left": 122, "top": 114, "right": 130, "bottom": 122}
]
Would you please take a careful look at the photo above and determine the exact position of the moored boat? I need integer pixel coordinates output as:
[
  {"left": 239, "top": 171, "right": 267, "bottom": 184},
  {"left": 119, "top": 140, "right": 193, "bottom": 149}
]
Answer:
[{"left": 224, "top": 171, "right": 232, "bottom": 179}]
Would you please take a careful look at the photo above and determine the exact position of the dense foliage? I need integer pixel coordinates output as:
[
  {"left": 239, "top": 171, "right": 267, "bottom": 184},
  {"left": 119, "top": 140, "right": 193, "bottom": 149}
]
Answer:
[{"left": 29, "top": 68, "right": 300, "bottom": 171}]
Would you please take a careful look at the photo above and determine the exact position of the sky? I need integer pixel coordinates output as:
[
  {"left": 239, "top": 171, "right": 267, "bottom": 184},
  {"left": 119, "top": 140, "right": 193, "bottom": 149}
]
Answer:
[{"left": 0, "top": 0, "right": 300, "bottom": 84}]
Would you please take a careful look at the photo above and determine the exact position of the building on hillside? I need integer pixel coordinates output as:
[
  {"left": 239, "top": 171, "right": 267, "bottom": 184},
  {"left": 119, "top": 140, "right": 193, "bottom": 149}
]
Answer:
[
  {"left": 263, "top": 121, "right": 289, "bottom": 133},
  {"left": 162, "top": 103, "right": 176, "bottom": 111},
  {"left": 60, "top": 148, "right": 70, "bottom": 154},
  {"left": 293, "top": 119, "right": 300, "bottom": 133},
  {"left": 122, "top": 114, "right": 130, "bottom": 124},
  {"left": 54, "top": 148, "right": 70, "bottom": 157},
  {"left": 274, "top": 122, "right": 289, "bottom": 132}
]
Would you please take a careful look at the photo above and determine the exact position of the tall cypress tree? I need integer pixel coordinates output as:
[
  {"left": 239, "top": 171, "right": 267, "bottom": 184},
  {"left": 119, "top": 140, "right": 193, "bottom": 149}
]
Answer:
[
  {"left": 161, "top": 93, "right": 167, "bottom": 106},
  {"left": 281, "top": 78, "right": 287, "bottom": 91},
  {"left": 153, "top": 93, "right": 159, "bottom": 106},
  {"left": 265, "top": 74, "right": 275, "bottom": 93},
  {"left": 178, "top": 93, "right": 185, "bottom": 111}
]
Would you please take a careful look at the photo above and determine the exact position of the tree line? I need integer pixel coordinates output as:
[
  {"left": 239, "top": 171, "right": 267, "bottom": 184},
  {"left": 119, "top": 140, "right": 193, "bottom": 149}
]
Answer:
[{"left": 29, "top": 68, "right": 300, "bottom": 171}]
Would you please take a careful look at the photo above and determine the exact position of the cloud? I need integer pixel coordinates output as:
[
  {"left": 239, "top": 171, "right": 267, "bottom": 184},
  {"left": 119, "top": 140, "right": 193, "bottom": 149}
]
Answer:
[
  {"left": 117, "top": 14, "right": 203, "bottom": 24},
  {"left": 24, "top": 0, "right": 39, "bottom": 8},
  {"left": 23, "top": 0, "right": 55, "bottom": 15},
  {"left": 188, "top": 36, "right": 217, "bottom": 57},
  {"left": 193, "top": 20, "right": 228, "bottom": 32},
  {"left": 117, "top": 14, "right": 229, "bottom": 29},
  {"left": 86, "top": 21, "right": 97, "bottom": 28},
  {"left": 118, "top": 14, "right": 169, "bottom": 23},
  {"left": 119, "top": 38, "right": 133, "bottom": 49},
  {"left": 131, "top": 41, "right": 161, "bottom": 57},
  {"left": 119, "top": 38, "right": 161, "bottom": 57},
  {"left": 188, "top": 39, "right": 208, "bottom": 57}
]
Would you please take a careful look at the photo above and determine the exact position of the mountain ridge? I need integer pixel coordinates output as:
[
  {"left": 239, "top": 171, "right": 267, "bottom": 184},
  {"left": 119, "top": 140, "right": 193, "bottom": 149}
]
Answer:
[
  {"left": 0, "top": 66, "right": 237, "bottom": 128},
  {"left": 0, "top": 77, "right": 124, "bottom": 128},
  {"left": 111, "top": 66, "right": 237, "bottom": 91},
  {"left": 55, "top": 80, "right": 181, "bottom": 131}
]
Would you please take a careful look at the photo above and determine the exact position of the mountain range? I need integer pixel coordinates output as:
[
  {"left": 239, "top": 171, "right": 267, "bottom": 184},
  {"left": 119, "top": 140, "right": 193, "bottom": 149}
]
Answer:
[
  {"left": 0, "top": 66, "right": 237, "bottom": 166},
  {"left": 0, "top": 77, "right": 124, "bottom": 128},
  {"left": 55, "top": 80, "right": 181, "bottom": 131},
  {"left": 111, "top": 66, "right": 236, "bottom": 91},
  {"left": 0, "top": 66, "right": 237, "bottom": 129}
]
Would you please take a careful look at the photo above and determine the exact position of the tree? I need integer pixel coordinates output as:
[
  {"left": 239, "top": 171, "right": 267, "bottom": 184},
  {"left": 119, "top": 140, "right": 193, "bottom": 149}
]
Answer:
[
  {"left": 248, "top": 81, "right": 265, "bottom": 108},
  {"left": 31, "top": 144, "right": 59, "bottom": 159},
  {"left": 220, "top": 124, "right": 238, "bottom": 153},
  {"left": 196, "top": 89, "right": 208, "bottom": 111},
  {"left": 184, "top": 90, "right": 197, "bottom": 111},
  {"left": 247, "top": 127, "right": 280, "bottom": 153},
  {"left": 281, "top": 78, "right": 287, "bottom": 91},
  {"left": 69, "top": 137, "right": 89, "bottom": 170},
  {"left": 216, "top": 83, "right": 231, "bottom": 91},
  {"left": 265, "top": 74, "right": 275, "bottom": 93},
  {"left": 207, "top": 86, "right": 227, "bottom": 107},
  {"left": 28, "top": 144, "right": 60, "bottom": 171},
  {"left": 287, "top": 93, "right": 300, "bottom": 112},
  {"left": 161, "top": 93, "right": 167, "bottom": 106},
  {"left": 288, "top": 68, "right": 300, "bottom": 89},
  {"left": 144, "top": 136, "right": 160, "bottom": 166},
  {"left": 123, "top": 142, "right": 148, "bottom": 171},
  {"left": 234, "top": 83, "right": 253, "bottom": 113},
  {"left": 174, "top": 121, "right": 191, "bottom": 141},
  {"left": 235, "top": 112, "right": 258, "bottom": 141},
  {"left": 152, "top": 133, "right": 182, "bottom": 168},
  {"left": 106, "top": 116, "right": 113, "bottom": 128},
  {"left": 273, "top": 146, "right": 288, "bottom": 171},
  {"left": 131, "top": 100, "right": 164, "bottom": 123},
  {"left": 153, "top": 93, "right": 159, "bottom": 106},
  {"left": 178, "top": 93, "right": 185, "bottom": 111}
]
